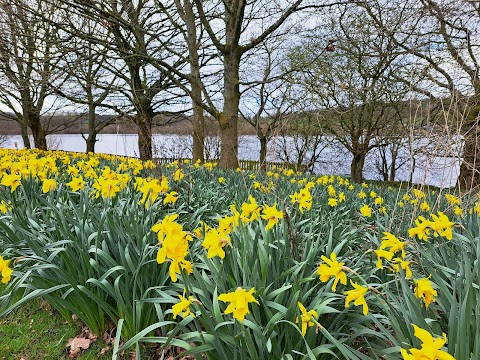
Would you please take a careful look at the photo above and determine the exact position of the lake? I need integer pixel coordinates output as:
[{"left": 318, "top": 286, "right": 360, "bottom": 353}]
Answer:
[{"left": 1, "top": 133, "right": 461, "bottom": 188}]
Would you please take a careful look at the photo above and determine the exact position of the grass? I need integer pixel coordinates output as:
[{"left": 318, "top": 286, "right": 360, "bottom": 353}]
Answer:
[{"left": 0, "top": 288, "right": 112, "bottom": 360}]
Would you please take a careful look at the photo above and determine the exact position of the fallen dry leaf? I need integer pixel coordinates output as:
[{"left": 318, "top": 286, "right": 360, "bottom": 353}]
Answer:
[{"left": 67, "top": 337, "right": 92, "bottom": 359}]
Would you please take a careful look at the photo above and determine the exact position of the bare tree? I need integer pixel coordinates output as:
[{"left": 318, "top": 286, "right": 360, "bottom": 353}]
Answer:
[
  {"left": 291, "top": 5, "right": 408, "bottom": 182},
  {"left": 188, "top": 0, "right": 336, "bottom": 168},
  {"left": 54, "top": 18, "right": 123, "bottom": 153},
  {"left": 239, "top": 40, "right": 301, "bottom": 171},
  {"left": 273, "top": 110, "right": 330, "bottom": 172},
  {"left": 169, "top": 0, "right": 207, "bottom": 163},
  {"left": 0, "top": 0, "right": 68, "bottom": 149},
  {"left": 356, "top": 0, "right": 480, "bottom": 189},
  {"left": 52, "top": 0, "right": 187, "bottom": 160}
]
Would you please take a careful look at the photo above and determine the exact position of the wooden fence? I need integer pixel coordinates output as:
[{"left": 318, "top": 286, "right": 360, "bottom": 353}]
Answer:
[{"left": 154, "top": 157, "right": 308, "bottom": 172}]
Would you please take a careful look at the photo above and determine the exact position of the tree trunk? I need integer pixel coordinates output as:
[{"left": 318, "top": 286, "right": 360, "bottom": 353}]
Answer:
[
  {"left": 351, "top": 153, "right": 366, "bottom": 183},
  {"left": 29, "top": 113, "right": 47, "bottom": 150},
  {"left": 183, "top": 0, "right": 205, "bottom": 163},
  {"left": 86, "top": 103, "right": 97, "bottom": 153},
  {"left": 192, "top": 96, "right": 204, "bottom": 163},
  {"left": 409, "top": 156, "right": 416, "bottom": 184},
  {"left": 259, "top": 134, "right": 268, "bottom": 172},
  {"left": 458, "top": 135, "right": 480, "bottom": 190},
  {"left": 457, "top": 105, "right": 480, "bottom": 190},
  {"left": 137, "top": 113, "right": 153, "bottom": 160},
  {"left": 389, "top": 147, "right": 398, "bottom": 182},
  {"left": 20, "top": 122, "right": 30, "bottom": 149},
  {"left": 218, "top": 50, "right": 240, "bottom": 168}
]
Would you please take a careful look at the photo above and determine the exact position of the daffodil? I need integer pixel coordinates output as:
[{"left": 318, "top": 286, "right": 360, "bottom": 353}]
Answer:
[
  {"left": 144, "top": 160, "right": 156, "bottom": 169},
  {"left": 261, "top": 203, "right": 283, "bottom": 230},
  {"left": 360, "top": 204, "right": 372, "bottom": 217},
  {"left": 344, "top": 280, "right": 368, "bottom": 315},
  {"left": 445, "top": 194, "right": 461, "bottom": 206},
  {"left": 380, "top": 232, "right": 406, "bottom": 258},
  {"left": 1, "top": 173, "right": 21, "bottom": 192},
  {"left": 92, "top": 176, "right": 121, "bottom": 199},
  {"left": 420, "top": 201, "right": 430, "bottom": 212},
  {"left": 168, "top": 258, "right": 193, "bottom": 282},
  {"left": 391, "top": 258, "right": 413, "bottom": 278},
  {"left": 137, "top": 177, "right": 168, "bottom": 208},
  {"left": 328, "top": 198, "right": 338, "bottom": 207},
  {"left": 156, "top": 232, "right": 189, "bottom": 264},
  {"left": 400, "top": 324, "right": 455, "bottom": 360},
  {"left": 42, "top": 178, "right": 57, "bottom": 193},
  {"left": 0, "top": 256, "right": 13, "bottom": 284},
  {"left": 163, "top": 191, "right": 179, "bottom": 205},
  {"left": 241, "top": 195, "right": 261, "bottom": 222},
  {"left": 173, "top": 168, "right": 184, "bottom": 181},
  {"left": 152, "top": 214, "right": 182, "bottom": 242},
  {"left": 0, "top": 200, "right": 9, "bottom": 214},
  {"left": 67, "top": 176, "right": 85, "bottom": 192},
  {"left": 357, "top": 190, "right": 367, "bottom": 199},
  {"left": 413, "top": 189, "right": 426, "bottom": 199},
  {"left": 429, "top": 212, "right": 454, "bottom": 240},
  {"left": 374, "top": 249, "right": 394, "bottom": 269},
  {"left": 317, "top": 252, "right": 347, "bottom": 292},
  {"left": 152, "top": 215, "right": 193, "bottom": 282},
  {"left": 327, "top": 185, "right": 336, "bottom": 197},
  {"left": 172, "top": 290, "right": 195, "bottom": 319},
  {"left": 408, "top": 216, "right": 431, "bottom": 241},
  {"left": 296, "top": 302, "right": 318, "bottom": 336},
  {"left": 218, "top": 287, "right": 258, "bottom": 322},
  {"left": 202, "top": 228, "right": 231, "bottom": 259},
  {"left": 414, "top": 277, "right": 437, "bottom": 309}
]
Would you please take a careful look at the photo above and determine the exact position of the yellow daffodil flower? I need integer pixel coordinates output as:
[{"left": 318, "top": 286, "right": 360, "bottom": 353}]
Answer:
[
  {"left": 42, "top": 178, "right": 57, "bottom": 193},
  {"left": 317, "top": 252, "right": 347, "bottom": 292},
  {"left": 173, "top": 168, "right": 184, "bottom": 181},
  {"left": 360, "top": 204, "right": 372, "bottom": 217},
  {"left": 261, "top": 203, "right": 283, "bottom": 230},
  {"left": 400, "top": 324, "right": 455, "bottom": 360},
  {"left": 218, "top": 287, "right": 258, "bottom": 322},
  {"left": 414, "top": 277, "right": 437, "bottom": 309},
  {"left": 344, "top": 280, "right": 368, "bottom": 315},
  {"left": 296, "top": 302, "right": 318, "bottom": 336},
  {"left": 328, "top": 198, "right": 338, "bottom": 207},
  {"left": 0, "top": 256, "right": 13, "bottom": 284},
  {"left": 67, "top": 176, "right": 85, "bottom": 192},
  {"left": 202, "top": 228, "right": 231, "bottom": 259},
  {"left": 172, "top": 290, "right": 195, "bottom": 319},
  {"left": 1, "top": 173, "right": 21, "bottom": 192},
  {"left": 163, "top": 191, "right": 179, "bottom": 205}
]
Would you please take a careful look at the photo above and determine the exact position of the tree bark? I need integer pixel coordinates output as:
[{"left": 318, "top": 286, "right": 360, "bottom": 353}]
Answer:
[
  {"left": 86, "top": 103, "right": 97, "bottom": 153},
  {"left": 219, "top": 50, "right": 240, "bottom": 168},
  {"left": 29, "top": 112, "right": 47, "bottom": 150},
  {"left": 192, "top": 101, "right": 205, "bottom": 162},
  {"left": 389, "top": 147, "right": 398, "bottom": 182},
  {"left": 457, "top": 105, "right": 480, "bottom": 190},
  {"left": 182, "top": 0, "right": 205, "bottom": 163},
  {"left": 259, "top": 134, "right": 268, "bottom": 172},
  {"left": 458, "top": 133, "right": 480, "bottom": 190},
  {"left": 20, "top": 122, "right": 30, "bottom": 149},
  {"left": 137, "top": 112, "right": 153, "bottom": 160},
  {"left": 351, "top": 152, "right": 366, "bottom": 183}
]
